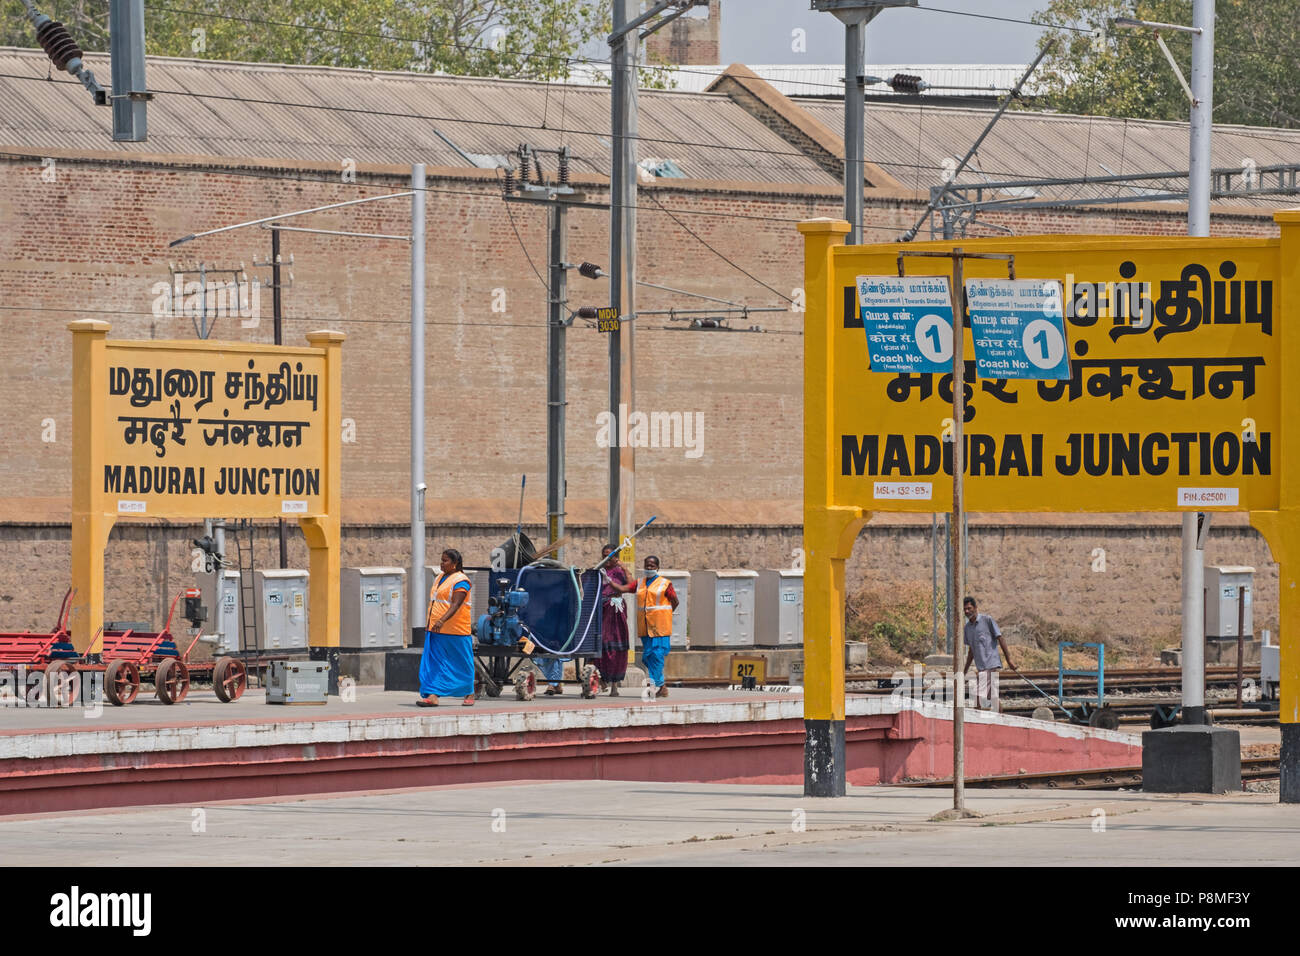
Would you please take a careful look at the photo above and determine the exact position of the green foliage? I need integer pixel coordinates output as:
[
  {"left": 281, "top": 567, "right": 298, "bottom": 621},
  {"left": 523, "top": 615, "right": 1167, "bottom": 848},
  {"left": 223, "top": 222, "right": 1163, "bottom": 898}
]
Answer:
[
  {"left": 2, "top": 1, "right": 613, "bottom": 81},
  {"left": 846, "top": 586, "right": 940, "bottom": 665},
  {"left": 1030, "top": 0, "right": 1300, "bottom": 128}
]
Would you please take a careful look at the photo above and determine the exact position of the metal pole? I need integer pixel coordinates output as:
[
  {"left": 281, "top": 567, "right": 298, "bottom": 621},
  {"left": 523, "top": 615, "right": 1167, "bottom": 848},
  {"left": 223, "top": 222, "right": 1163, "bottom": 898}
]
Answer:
[
  {"left": 950, "top": 250, "right": 966, "bottom": 812},
  {"left": 109, "top": 0, "right": 147, "bottom": 142},
  {"left": 931, "top": 513, "right": 938, "bottom": 652},
  {"left": 844, "top": 19, "right": 866, "bottom": 244},
  {"left": 1237, "top": 586, "right": 1247, "bottom": 708},
  {"left": 1181, "top": 0, "right": 1214, "bottom": 723},
  {"left": 610, "top": 0, "right": 637, "bottom": 564},
  {"left": 272, "top": 228, "right": 288, "bottom": 569},
  {"left": 944, "top": 511, "right": 952, "bottom": 654},
  {"left": 547, "top": 200, "right": 568, "bottom": 563},
  {"left": 410, "top": 164, "right": 427, "bottom": 645}
]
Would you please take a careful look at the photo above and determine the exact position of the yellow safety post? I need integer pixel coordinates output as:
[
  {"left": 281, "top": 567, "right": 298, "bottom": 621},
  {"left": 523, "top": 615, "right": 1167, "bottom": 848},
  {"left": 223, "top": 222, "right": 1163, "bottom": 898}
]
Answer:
[
  {"left": 69, "top": 320, "right": 116, "bottom": 654},
  {"left": 301, "top": 330, "right": 346, "bottom": 659},
  {"left": 800, "top": 219, "right": 869, "bottom": 795}
]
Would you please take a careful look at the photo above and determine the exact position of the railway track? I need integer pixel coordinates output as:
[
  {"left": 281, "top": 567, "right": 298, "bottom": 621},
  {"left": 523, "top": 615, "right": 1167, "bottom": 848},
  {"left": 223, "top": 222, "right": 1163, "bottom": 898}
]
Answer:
[{"left": 899, "top": 755, "right": 1280, "bottom": 790}]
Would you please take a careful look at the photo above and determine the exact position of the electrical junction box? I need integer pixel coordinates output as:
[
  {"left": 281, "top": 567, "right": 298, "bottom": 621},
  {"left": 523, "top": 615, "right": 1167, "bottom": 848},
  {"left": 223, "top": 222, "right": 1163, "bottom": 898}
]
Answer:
[
  {"left": 253, "top": 569, "right": 309, "bottom": 650},
  {"left": 341, "top": 567, "right": 405, "bottom": 648},
  {"left": 215, "top": 570, "right": 242, "bottom": 654},
  {"left": 655, "top": 569, "right": 690, "bottom": 650},
  {"left": 688, "top": 570, "right": 757, "bottom": 648},
  {"left": 755, "top": 568, "right": 804, "bottom": 647},
  {"left": 1204, "top": 566, "right": 1254, "bottom": 639},
  {"left": 266, "top": 660, "right": 328, "bottom": 705}
]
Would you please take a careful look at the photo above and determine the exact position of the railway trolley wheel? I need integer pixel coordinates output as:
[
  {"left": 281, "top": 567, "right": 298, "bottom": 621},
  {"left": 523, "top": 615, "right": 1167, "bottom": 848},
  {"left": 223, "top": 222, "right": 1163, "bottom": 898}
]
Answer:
[
  {"left": 514, "top": 669, "right": 536, "bottom": 701},
  {"left": 154, "top": 658, "right": 190, "bottom": 704},
  {"left": 213, "top": 657, "right": 247, "bottom": 703},
  {"left": 105, "top": 659, "right": 140, "bottom": 706},
  {"left": 1088, "top": 706, "right": 1120, "bottom": 731},
  {"left": 42, "top": 660, "right": 78, "bottom": 708},
  {"left": 580, "top": 664, "right": 600, "bottom": 699}
]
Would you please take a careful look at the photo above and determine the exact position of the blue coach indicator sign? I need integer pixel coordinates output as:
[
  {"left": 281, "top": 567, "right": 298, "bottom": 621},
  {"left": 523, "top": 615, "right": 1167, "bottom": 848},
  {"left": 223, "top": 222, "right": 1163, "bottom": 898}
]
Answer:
[
  {"left": 857, "top": 275, "right": 954, "bottom": 374},
  {"left": 965, "top": 278, "right": 1070, "bottom": 380}
]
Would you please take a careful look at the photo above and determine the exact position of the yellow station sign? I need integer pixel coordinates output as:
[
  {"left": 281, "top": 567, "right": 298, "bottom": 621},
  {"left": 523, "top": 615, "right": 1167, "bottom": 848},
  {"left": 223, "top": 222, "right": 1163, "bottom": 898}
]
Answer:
[
  {"left": 835, "top": 238, "right": 1280, "bottom": 513},
  {"left": 69, "top": 321, "right": 345, "bottom": 653},
  {"left": 798, "top": 213, "right": 1300, "bottom": 793}
]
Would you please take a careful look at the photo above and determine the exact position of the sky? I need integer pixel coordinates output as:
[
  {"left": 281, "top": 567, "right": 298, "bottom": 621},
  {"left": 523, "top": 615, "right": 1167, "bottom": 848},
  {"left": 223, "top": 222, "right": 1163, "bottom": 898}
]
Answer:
[{"left": 718, "top": 0, "right": 1050, "bottom": 65}]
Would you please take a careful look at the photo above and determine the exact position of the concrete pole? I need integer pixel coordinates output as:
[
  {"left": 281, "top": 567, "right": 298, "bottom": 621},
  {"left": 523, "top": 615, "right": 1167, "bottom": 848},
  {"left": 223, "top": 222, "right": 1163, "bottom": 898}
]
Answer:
[
  {"left": 410, "top": 164, "right": 427, "bottom": 645},
  {"left": 844, "top": 19, "right": 866, "bottom": 244},
  {"left": 610, "top": 0, "right": 638, "bottom": 562},
  {"left": 547, "top": 200, "right": 568, "bottom": 563},
  {"left": 272, "top": 227, "right": 288, "bottom": 569},
  {"left": 1181, "top": 0, "right": 1214, "bottom": 723}
]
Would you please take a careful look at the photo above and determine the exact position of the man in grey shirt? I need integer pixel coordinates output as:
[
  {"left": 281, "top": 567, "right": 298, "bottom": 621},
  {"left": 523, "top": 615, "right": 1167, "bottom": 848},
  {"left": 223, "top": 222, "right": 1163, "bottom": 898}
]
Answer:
[{"left": 962, "top": 596, "right": 1015, "bottom": 711}]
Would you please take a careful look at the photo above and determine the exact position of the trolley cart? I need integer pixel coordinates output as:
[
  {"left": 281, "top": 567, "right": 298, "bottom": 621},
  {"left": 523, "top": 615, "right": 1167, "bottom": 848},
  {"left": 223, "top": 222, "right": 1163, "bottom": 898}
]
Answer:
[
  {"left": 0, "top": 589, "right": 78, "bottom": 704},
  {"left": 97, "top": 591, "right": 248, "bottom": 706}
]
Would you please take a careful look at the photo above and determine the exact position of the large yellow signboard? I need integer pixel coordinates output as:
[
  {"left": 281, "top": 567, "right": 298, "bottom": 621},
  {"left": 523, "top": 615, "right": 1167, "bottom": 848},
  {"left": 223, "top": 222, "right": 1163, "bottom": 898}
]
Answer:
[
  {"left": 69, "top": 321, "right": 345, "bottom": 653},
  {"left": 798, "top": 213, "right": 1300, "bottom": 800},
  {"left": 835, "top": 238, "right": 1279, "bottom": 512}
]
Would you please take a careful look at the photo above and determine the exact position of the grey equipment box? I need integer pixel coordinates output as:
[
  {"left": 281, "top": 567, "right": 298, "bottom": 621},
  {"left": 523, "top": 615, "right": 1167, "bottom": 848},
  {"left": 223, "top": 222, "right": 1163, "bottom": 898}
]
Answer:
[
  {"left": 1204, "top": 565, "right": 1254, "bottom": 638},
  {"left": 341, "top": 567, "right": 405, "bottom": 648},
  {"left": 755, "top": 568, "right": 804, "bottom": 647},
  {"left": 688, "top": 569, "right": 758, "bottom": 648},
  {"left": 656, "top": 569, "right": 690, "bottom": 650},
  {"left": 266, "top": 660, "right": 329, "bottom": 704},
  {"left": 253, "top": 569, "right": 309, "bottom": 650}
]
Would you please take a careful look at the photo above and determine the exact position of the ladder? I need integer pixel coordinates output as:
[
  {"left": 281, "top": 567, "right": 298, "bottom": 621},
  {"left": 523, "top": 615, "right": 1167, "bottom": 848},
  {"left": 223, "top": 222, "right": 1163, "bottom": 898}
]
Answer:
[{"left": 231, "top": 520, "right": 261, "bottom": 686}]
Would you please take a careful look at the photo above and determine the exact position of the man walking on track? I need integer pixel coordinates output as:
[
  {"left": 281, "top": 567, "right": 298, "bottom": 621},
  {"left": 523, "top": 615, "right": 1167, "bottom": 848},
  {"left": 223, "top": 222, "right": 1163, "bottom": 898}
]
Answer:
[{"left": 962, "top": 595, "right": 1014, "bottom": 712}]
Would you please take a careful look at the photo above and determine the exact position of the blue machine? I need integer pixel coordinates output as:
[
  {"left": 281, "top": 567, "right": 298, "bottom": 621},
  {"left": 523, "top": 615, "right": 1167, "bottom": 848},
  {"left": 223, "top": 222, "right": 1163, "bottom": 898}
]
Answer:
[{"left": 475, "top": 583, "right": 530, "bottom": 647}]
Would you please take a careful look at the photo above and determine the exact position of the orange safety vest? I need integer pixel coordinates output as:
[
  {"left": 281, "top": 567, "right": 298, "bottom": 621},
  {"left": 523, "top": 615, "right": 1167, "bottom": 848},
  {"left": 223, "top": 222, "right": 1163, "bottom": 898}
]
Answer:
[
  {"left": 637, "top": 575, "right": 674, "bottom": 638},
  {"left": 427, "top": 571, "right": 472, "bottom": 635}
]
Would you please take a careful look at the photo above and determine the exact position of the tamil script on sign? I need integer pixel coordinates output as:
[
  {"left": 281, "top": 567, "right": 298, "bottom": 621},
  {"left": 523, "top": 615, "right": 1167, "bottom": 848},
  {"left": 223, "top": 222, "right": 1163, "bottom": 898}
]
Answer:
[{"left": 101, "top": 344, "right": 329, "bottom": 518}]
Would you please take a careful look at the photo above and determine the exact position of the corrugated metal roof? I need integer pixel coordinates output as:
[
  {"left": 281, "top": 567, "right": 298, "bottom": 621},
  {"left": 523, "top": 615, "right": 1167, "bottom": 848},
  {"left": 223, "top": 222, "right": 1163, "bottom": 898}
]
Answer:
[
  {"left": 799, "top": 98, "right": 1300, "bottom": 207},
  {"left": 0, "top": 49, "right": 839, "bottom": 187}
]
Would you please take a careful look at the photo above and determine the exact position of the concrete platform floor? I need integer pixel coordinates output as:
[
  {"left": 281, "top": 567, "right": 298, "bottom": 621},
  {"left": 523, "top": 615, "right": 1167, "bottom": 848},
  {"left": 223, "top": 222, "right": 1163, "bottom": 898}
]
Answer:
[
  {"left": 0, "top": 682, "right": 794, "bottom": 731},
  {"left": 3, "top": 779, "right": 1296, "bottom": 866}
]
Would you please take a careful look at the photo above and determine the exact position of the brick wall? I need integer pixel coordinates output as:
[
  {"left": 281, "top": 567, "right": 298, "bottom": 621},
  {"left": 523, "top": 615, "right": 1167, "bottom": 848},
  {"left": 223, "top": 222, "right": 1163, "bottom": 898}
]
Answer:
[{"left": 0, "top": 152, "right": 1284, "bottom": 640}]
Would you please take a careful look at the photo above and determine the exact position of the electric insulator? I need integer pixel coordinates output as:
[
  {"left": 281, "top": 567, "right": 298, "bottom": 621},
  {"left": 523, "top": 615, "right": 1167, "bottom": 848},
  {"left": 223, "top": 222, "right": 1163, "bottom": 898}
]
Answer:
[
  {"left": 559, "top": 152, "right": 571, "bottom": 186},
  {"left": 518, "top": 150, "right": 530, "bottom": 185},
  {"left": 889, "top": 73, "right": 925, "bottom": 94},
  {"left": 503, "top": 168, "right": 515, "bottom": 195},
  {"left": 36, "top": 18, "right": 82, "bottom": 72}
]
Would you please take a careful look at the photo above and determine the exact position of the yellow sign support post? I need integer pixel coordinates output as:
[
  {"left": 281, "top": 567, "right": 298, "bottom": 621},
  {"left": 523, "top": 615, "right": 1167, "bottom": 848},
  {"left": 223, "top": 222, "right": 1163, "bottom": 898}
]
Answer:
[
  {"left": 800, "top": 211, "right": 1299, "bottom": 801},
  {"left": 69, "top": 322, "right": 345, "bottom": 674}
]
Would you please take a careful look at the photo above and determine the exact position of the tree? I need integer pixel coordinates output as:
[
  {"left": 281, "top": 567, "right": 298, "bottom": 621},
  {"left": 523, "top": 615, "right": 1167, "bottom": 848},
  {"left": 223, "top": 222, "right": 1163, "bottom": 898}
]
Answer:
[
  {"left": 1, "top": 1, "right": 613, "bottom": 81},
  {"left": 1030, "top": 0, "right": 1300, "bottom": 129}
]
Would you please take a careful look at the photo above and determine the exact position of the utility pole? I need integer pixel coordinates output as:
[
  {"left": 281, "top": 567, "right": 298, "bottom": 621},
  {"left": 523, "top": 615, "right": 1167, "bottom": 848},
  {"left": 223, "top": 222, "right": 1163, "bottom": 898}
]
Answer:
[
  {"left": 410, "top": 164, "right": 427, "bottom": 647},
  {"left": 813, "top": 1, "right": 918, "bottom": 244},
  {"left": 609, "top": 0, "right": 638, "bottom": 561},
  {"left": 504, "top": 146, "right": 606, "bottom": 564},
  {"left": 108, "top": 0, "right": 148, "bottom": 141},
  {"left": 272, "top": 228, "right": 289, "bottom": 569},
  {"left": 1116, "top": 5, "right": 1214, "bottom": 726},
  {"left": 1182, "top": 1, "right": 1214, "bottom": 726},
  {"left": 607, "top": 1, "right": 708, "bottom": 564}
]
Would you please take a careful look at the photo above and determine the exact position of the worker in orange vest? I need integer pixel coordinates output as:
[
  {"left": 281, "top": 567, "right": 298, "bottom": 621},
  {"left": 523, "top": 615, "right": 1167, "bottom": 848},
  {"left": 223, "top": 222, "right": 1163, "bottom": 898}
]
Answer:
[{"left": 636, "top": 555, "right": 679, "bottom": 698}]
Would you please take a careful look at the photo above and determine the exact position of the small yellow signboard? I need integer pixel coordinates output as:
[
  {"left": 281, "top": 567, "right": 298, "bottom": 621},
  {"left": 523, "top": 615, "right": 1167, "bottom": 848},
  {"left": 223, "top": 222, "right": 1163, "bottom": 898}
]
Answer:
[{"left": 69, "top": 322, "right": 345, "bottom": 653}]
